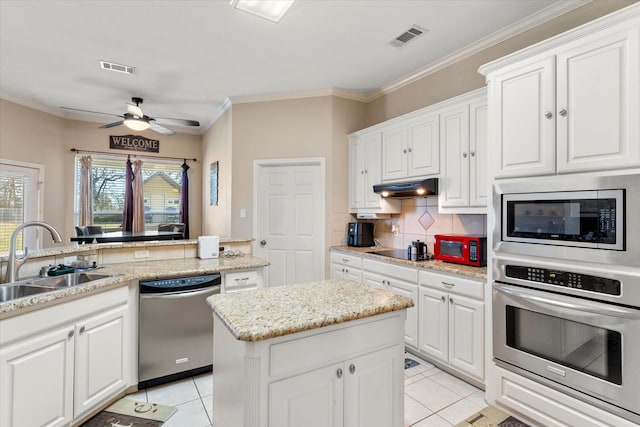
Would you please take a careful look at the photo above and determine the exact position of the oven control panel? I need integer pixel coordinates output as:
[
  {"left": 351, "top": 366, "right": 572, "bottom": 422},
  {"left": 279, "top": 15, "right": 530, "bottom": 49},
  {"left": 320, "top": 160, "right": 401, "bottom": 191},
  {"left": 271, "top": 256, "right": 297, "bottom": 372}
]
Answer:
[{"left": 505, "top": 265, "right": 621, "bottom": 296}]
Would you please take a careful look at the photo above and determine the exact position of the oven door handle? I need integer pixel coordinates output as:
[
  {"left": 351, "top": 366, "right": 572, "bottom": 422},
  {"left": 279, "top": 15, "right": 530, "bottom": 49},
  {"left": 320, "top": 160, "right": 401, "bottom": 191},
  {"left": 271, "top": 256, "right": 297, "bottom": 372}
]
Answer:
[{"left": 494, "top": 283, "right": 640, "bottom": 319}]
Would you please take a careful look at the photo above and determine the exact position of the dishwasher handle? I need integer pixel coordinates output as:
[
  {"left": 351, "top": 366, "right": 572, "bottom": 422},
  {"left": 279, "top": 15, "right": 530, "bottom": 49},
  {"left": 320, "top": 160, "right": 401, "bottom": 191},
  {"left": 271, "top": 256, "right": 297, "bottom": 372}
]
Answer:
[{"left": 140, "top": 284, "right": 221, "bottom": 300}]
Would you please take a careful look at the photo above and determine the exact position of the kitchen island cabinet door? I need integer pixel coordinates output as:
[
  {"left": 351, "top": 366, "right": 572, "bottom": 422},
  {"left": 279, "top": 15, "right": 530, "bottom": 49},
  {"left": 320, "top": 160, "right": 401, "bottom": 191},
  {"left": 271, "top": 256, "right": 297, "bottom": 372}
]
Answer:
[
  {"left": 343, "top": 345, "right": 403, "bottom": 427},
  {"left": 0, "top": 326, "right": 74, "bottom": 427},
  {"left": 269, "top": 363, "right": 345, "bottom": 427},
  {"left": 74, "top": 304, "right": 128, "bottom": 418}
]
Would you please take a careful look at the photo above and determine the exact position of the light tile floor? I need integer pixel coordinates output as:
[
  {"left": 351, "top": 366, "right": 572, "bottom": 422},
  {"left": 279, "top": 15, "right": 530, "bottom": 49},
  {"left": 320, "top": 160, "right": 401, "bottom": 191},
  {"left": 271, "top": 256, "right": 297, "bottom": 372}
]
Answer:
[{"left": 124, "top": 353, "right": 485, "bottom": 427}]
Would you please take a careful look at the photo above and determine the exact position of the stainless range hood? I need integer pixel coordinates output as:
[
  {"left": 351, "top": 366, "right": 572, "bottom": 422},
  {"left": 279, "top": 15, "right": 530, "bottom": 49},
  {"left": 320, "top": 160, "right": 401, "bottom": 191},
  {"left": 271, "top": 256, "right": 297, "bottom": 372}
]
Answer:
[{"left": 373, "top": 178, "right": 438, "bottom": 198}]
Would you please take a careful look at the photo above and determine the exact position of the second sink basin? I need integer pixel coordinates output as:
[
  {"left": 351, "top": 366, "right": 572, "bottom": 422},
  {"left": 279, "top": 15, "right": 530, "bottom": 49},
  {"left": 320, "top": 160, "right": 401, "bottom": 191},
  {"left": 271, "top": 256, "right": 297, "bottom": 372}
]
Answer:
[{"left": 33, "top": 272, "right": 112, "bottom": 288}]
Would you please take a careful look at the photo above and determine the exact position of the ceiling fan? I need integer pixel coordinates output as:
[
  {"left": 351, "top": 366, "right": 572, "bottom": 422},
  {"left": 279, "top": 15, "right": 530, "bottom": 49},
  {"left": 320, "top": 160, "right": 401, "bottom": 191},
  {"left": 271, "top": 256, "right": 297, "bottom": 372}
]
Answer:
[{"left": 61, "top": 97, "right": 200, "bottom": 136}]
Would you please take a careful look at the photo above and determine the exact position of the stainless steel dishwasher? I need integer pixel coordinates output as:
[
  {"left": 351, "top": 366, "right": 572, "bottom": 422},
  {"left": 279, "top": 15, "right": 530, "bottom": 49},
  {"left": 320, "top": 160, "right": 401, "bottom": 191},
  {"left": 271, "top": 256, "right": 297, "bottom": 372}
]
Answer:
[{"left": 138, "top": 273, "right": 221, "bottom": 388}]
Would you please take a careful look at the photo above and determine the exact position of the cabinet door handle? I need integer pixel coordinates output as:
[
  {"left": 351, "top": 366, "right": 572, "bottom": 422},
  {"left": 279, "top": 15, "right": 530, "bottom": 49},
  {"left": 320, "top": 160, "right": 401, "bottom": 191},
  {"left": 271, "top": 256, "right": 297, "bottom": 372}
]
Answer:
[
  {"left": 559, "top": 108, "right": 567, "bottom": 117},
  {"left": 68, "top": 330, "right": 74, "bottom": 339},
  {"left": 545, "top": 111, "right": 553, "bottom": 119},
  {"left": 349, "top": 364, "right": 356, "bottom": 374},
  {"left": 441, "top": 296, "right": 446, "bottom": 302},
  {"left": 79, "top": 326, "right": 85, "bottom": 334},
  {"left": 234, "top": 277, "right": 249, "bottom": 282},
  {"left": 470, "top": 151, "right": 476, "bottom": 157},
  {"left": 462, "top": 152, "right": 468, "bottom": 158},
  {"left": 342, "top": 258, "right": 349, "bottom": 263},
  {"left": 442, "top": 281, "right": 455, "bottom": 288},
  {"left": 337, "top": 368, "right": 343, "bottom": 379},
  {"left": 450, "top": 297, "right": 454, "bottom": 304}
]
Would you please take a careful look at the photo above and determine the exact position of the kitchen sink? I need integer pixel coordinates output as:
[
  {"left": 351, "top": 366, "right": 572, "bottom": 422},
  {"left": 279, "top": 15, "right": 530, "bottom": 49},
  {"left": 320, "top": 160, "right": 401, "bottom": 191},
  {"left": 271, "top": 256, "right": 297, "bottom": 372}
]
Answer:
[
  {"left": 0, "top": 284, "right": 57, "bottom": 303},
  {"left": 31, "top": 272, "right": 111, "bottom": 288},
  {"left": 0, "top": 272, "right": 113, "bottom": 303}
]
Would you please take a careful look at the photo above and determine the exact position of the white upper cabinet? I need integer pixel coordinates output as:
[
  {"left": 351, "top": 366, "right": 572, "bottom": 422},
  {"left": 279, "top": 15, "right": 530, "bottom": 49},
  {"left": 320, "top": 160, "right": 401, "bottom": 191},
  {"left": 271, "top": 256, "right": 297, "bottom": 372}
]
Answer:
[
  {"left": 381, "top": 112, "right": 440, "bottom": 182},
  {"left": 438, "top": 89, "right": 488, "bottom": 213},
  {"left": 485, "top": 16, "right": 640, "bottom": 178},
  {"left": 349, "top": 132, "right": 401, "bottom": 214}
]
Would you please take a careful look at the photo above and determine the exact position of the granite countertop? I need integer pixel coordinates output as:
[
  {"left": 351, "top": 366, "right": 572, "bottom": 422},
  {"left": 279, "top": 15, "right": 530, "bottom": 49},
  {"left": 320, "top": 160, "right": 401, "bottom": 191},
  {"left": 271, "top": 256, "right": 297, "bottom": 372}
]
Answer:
[
  {"left": 0, "top": 237, "right": 253, "bottom": 262},
  {"left": 0, "top": 256, "right": 269, "bottom": 319},
  {"left": 331, "top": 246, "right": 487, "bottom": 279},
  {"left": 207, "top": 278, "right": 414, "bottom": 342}
]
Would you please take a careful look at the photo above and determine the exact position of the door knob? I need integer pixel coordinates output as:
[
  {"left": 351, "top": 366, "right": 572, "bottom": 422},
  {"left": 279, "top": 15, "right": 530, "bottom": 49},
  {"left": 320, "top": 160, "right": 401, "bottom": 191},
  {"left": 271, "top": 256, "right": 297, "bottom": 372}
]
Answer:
[
  {"left": 260, "top": 240, "right": 267, "bottom": 246},
  {"left": 545, "top": 111, "right": 553, "bottom": 119},
  {"left": 559, "top": 108, "right": 567, "bottom": 116}
]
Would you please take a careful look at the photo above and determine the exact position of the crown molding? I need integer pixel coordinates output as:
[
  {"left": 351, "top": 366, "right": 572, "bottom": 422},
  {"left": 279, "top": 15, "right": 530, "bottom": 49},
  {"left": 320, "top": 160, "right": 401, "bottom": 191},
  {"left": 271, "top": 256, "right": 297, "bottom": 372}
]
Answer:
[{"left": 365, "top": 0, "right": 591, "bottom": 102}]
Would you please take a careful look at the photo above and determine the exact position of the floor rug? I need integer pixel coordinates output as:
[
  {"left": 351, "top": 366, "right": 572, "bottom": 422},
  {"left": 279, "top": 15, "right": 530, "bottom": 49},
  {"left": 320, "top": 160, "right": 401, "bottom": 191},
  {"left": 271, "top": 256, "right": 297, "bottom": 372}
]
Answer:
[
  {"left": 405, "top": 357, "right": 420, "bottom": 369},
  {"left": 455, "top": 405, "right": 530, "bottom": 427},
  {"left": 81, "top": 399, "right": 176, "bottom": 426}
]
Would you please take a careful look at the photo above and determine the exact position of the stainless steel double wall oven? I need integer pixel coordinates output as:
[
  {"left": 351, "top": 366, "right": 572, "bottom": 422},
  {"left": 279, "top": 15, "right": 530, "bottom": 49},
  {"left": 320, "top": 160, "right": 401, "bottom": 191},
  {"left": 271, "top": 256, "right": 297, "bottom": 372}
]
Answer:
[{"left": 492, "top": 173, "right": 640, "bottom": 423}]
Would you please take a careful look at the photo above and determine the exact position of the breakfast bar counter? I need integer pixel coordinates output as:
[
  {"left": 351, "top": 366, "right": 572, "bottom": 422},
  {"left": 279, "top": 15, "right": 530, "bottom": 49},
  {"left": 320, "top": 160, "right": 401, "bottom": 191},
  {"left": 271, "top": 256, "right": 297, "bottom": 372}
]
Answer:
[{"left": 207, "top": 278, "right": 413, "bottom": 427}]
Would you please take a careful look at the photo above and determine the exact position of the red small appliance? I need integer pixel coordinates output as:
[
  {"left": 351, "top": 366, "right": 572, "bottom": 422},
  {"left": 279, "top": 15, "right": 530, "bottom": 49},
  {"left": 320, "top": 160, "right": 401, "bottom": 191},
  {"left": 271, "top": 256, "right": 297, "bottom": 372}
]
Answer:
[{"left": 434, "top": 234, "right": 486, "bottom": 267}]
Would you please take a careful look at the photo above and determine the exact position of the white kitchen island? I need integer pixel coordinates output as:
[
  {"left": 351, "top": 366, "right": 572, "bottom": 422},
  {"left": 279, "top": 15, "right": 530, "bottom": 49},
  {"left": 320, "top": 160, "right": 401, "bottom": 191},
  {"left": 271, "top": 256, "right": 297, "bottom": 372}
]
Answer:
[{"left": 207, "top": 278, "right": 413, "bottom": 427}]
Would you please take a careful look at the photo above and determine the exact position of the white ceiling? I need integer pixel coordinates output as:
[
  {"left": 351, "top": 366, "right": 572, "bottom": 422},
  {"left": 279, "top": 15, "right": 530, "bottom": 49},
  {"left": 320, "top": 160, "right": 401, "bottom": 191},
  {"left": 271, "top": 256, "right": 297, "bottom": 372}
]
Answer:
[{"left": 0, "top": 0, "right": 585, "bottom": 134}]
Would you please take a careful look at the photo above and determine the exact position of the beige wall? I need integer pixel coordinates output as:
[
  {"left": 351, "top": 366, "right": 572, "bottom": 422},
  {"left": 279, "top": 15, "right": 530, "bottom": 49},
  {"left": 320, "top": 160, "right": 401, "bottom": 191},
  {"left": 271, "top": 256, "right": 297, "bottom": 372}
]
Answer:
[
  {"left": 365, "top": 0, "right": 637, "bottom": 126},
  {"left": 0, "top": 99, "right": 202, "bottom": 245},
  {"left": 201, "top": 107, "right": 233, "bottom": 237}
]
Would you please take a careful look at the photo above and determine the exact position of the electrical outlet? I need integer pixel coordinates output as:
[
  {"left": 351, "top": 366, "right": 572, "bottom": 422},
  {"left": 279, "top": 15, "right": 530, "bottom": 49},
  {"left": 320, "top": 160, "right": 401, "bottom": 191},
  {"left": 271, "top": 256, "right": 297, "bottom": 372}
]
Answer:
[
  {"left": 63, "top": 256, "right": 77, "bottom": 265},
  {"left": 134, "top": 250, "right": 149, "bottom": 259}
]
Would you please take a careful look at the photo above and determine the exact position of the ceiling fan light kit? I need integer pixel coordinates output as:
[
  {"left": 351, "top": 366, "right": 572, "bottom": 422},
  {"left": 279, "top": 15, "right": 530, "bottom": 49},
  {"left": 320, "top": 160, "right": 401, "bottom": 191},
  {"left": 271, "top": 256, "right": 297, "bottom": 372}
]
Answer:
[{"left": 60, "top": 97, "right": 200, "bottom": 136}]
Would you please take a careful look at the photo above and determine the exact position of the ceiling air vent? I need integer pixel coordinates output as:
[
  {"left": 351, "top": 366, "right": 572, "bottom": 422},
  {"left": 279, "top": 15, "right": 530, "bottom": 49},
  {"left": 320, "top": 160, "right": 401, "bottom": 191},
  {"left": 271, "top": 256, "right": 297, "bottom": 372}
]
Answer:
[
  {"left": 389, "top": 25, "right": 427, "bottom": 48},
  {"left": 99, "top": 60, "right": 134, "bottom": 75}
]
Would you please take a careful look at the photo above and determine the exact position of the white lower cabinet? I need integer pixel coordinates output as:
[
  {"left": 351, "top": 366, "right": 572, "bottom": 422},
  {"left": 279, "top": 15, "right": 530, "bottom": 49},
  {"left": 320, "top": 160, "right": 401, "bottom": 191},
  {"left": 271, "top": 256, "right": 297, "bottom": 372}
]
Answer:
[
  {"left": 331, "top": 252, "right": 363, "bottom": 282},
  {"left": 0, "top": 286, "right": 131, "bottom": 427},
  {"left": 223, "top": 268, "right": 263, "bottom": 293},
  {"left": 269, "top": 345, "right": 399, "bottom": 427},
  {"left": 362, "top": 259, "right": 419, "bottom": 349},
  {"left": 419, "top": 271, "right": 484, "bottom": 381}
]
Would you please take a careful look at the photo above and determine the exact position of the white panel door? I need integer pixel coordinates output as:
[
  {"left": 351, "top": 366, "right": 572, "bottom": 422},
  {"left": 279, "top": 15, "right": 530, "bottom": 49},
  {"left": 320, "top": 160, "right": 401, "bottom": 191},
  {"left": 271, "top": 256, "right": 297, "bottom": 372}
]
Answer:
[
  {"left": 418, "top": 287, "right": 448, "bottom": 362},
  {"left": 493, "top": 57, "right": 556, "bottom": 178},
  {"left": 269, "top": 363, "right": 344, "bottom": 427},
  {"left": 0, "top": 326, "right": 74, "bottom": 427},
  {"left": 344, "top": 346, "right": 402, "bottom": 427},
  {"left": 74, "top": 305, "right": 127, "bottom": 418},
  {"left": 256, "top": 161, "right": 323, "bottom": 287},
  {"left": 381, "top": 125, "right": 407, "bottom": 182},
  {"left": 448, "top": 295, "right": 484, "bottom": 380},
  {"left": 556, "top": 27, "right": 640, "bottom": 173},
  {"left": 407, "top": 113, "right": 440, "bottom": 178}
]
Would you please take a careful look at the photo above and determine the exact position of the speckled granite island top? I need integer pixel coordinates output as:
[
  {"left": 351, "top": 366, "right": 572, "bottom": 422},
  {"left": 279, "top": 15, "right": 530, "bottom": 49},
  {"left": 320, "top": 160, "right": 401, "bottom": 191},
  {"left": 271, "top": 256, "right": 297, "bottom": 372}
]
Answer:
[{"left": 207, "top": 278, "right": 414, "bottom": 342}]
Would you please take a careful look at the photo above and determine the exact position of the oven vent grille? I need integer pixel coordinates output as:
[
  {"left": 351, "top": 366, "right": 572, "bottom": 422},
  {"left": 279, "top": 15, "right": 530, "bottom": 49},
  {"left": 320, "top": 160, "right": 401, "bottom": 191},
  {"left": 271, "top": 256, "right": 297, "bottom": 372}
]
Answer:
[
  {"left": 389, "top": 25, "right": 427, "bottom": 48},
  {"left": 99, "top": 60, "right": 135, "bottom": 74}
]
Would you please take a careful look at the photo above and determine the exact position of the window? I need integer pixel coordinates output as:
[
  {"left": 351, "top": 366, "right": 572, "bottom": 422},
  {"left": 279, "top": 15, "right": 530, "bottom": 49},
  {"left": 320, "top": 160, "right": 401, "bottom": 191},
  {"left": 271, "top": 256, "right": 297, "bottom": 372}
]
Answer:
[
  {"left": 74, "top": 155, "right": 182, "bottom": 231},
  {"left": 0, "top": 160, "right": 44, "bottom": 252}
]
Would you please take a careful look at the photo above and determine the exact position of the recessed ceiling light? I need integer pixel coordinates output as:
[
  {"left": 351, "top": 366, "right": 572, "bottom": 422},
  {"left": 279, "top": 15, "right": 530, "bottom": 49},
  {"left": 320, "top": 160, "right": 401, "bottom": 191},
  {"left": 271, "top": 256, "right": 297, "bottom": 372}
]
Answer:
[
  {"left": 99, "top": 60, "right": 134, "bottom": 74},
  {"left": 230, "top": 0, "right": 294, "bottom": 23}
]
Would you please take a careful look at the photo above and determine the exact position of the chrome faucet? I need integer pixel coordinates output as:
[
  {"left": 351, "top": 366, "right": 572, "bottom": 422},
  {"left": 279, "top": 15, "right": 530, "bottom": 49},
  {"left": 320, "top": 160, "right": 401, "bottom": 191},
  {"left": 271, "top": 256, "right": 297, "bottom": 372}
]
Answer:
[{"left": 6, "top": 221, "right": 63, "bottom": 283}]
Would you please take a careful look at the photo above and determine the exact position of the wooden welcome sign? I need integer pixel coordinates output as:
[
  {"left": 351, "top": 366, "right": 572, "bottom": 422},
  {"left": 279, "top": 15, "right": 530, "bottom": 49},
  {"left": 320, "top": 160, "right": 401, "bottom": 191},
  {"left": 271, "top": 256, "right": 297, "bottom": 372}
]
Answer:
[{"left": 109, "top": 135, "right": 160, "bottom": 153}]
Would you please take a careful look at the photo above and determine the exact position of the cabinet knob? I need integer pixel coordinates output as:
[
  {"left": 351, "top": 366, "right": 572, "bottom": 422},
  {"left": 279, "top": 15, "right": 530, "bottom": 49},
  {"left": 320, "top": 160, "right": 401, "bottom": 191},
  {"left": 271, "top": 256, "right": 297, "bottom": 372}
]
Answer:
[
  {"left": 403, "top": 149, "right": 407, "bottom": 154},
  {"left": 349, "top": 364, "right": 356, "bottom": 374},
  {"left": 361, "top": 170, "right": 365, "bottom": 174},
  {"left": 337, "top": 368, "right": 343, "bottom": 379},
  {"left": 364, "top": 170, "right": 368, "bottom": 174},
  {"left": 407, "top": 148, "right": 412, "bottom": 153},
  {"left": 260, "top": 240, "right": 267, "bottom": 246},
  {"left": 470, "top": 151, "right": 476, "bottom": 157},
  {"left": 450, "top": 298, "right": 454, "bottom": 304},
  {"left": 559, "top": 108, "right": 567, "bottom": 117},
  {"left": 544, "top": 111, "right": 553, "bottom": 119},
  {"left": 462, "top": 152, "right": 468, "bottom": 158},
  {"left": 79, "top": 326, "right": 85, "bottom": 334},
  {"left": 68, "top": 330, "right": 74, "bottom": 339},
  {"left": 441, "top": 296, "right": 446, "bottom": 302}
]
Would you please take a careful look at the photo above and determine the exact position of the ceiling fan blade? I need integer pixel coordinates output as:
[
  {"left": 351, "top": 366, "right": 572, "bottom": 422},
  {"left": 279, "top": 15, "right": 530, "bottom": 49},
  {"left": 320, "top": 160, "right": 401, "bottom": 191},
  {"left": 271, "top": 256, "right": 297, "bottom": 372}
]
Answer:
[
  {"left": 100, "top": 120, "right": 124, "bottom": 129},
  {"left": 60, "top": 106, "right": 123, "bottom": 118},
  {"left": 127, "top": 103, "right": 144, "bottom": 118},
  {"left": 153, "top": 117, "right": 200, "bottom": 127},
  {"left": 149, "top": 122, "right": 176, "bottom": 136}
]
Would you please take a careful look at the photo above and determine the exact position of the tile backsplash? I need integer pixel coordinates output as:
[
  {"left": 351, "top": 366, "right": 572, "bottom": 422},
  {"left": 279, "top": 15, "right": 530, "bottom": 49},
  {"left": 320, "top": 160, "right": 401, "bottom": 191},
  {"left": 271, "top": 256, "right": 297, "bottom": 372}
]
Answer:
[{"left": 372, "top": 196, "right": 486, "bottom": 254}]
